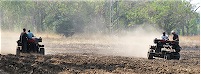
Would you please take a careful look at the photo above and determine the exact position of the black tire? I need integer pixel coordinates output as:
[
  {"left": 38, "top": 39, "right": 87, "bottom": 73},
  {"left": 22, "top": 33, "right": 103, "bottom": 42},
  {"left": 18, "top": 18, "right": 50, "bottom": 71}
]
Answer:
[
  {"left": 16, "top": 47, "right": 20, "bottom": 56},
  {"left": 164, "top": 54, "right": 171, "bottom": 60},
  {"left": 147, "top": 52, "right": 154, "bottom": 59},
  {"left": 174, "top": 53, "right": 180, "bottom": 60},
  {"left": 39, "top": 48, "right": 45, "bottom": 55},
  {"left": 175, "top": 48, "right": 181, "bottom": 52}
]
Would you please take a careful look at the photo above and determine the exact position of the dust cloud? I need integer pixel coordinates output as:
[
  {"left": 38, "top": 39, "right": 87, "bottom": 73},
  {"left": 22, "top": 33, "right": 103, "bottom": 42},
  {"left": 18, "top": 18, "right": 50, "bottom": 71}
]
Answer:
[
  {"left": 94, "top": 25, "right": 162, "bottom": 58},
  {"left": 1, "top": 31, "right": 19, "bottom": 55},
  {"left": 0, "top": 25, "right": 163, "bottom": 58},
  {"left": 51, "top": 24, "right": 162, "bottom": 58},
  {"left": 76, "top": 18, "right": 162, "bottom": 58}
]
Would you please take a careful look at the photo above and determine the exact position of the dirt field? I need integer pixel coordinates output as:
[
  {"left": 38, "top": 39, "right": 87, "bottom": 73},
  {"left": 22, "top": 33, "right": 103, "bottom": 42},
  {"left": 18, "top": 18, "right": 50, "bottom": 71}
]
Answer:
[
  {"left": 0, "top": 32, "right": 200, "bottom": 74},
  {"left": 0, "top": 48, "right": 199, "bottom": 74}
]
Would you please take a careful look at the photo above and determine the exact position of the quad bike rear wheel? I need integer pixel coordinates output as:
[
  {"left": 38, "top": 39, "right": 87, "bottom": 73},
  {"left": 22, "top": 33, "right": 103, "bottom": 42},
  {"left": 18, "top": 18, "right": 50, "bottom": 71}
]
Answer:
[
  {"left": 39, "top": 48, "right": 45, "bottom": 55},
  {"left": 16, "top": 47, "right": 20, "bottom": 56},
  {"left": 173, "top": 52, "right": 180, "bottom": 60}
]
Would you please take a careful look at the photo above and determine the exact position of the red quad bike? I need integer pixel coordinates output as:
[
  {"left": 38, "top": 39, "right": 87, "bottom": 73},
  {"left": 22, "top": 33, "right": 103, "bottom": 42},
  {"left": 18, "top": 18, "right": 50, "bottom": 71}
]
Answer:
[
  {"left": 16, "top": 37, "right": 45, "bottom": 56},
  {"left": 147, "top": 38, "right": 181, "bottom": 60}
]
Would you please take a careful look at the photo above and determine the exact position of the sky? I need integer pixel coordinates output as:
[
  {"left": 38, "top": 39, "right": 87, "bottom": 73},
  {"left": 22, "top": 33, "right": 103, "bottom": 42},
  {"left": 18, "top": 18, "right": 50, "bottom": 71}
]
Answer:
[{"left": 187, "top": 0, "right": 200, "bottom": 13}]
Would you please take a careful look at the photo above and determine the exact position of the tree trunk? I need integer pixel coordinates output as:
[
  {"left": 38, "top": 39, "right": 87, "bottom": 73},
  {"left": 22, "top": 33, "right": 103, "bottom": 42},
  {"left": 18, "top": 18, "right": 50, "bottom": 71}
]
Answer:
[
  {"left": 182, "top": 26, "right": 185, "bottom": 36},
  {"left": 186, "top": 26, "right": 189, "bottom": 36}
]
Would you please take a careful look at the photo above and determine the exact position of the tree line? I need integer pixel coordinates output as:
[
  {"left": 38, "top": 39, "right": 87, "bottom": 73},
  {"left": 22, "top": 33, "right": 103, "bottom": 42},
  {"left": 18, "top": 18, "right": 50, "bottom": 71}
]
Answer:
[{"left": 0, "top": 0, "right": 199, "bottom": 36}]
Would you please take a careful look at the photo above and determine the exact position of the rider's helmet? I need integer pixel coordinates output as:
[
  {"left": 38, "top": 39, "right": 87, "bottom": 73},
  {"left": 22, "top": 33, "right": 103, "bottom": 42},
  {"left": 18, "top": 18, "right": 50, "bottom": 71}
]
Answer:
[{"left": 171, "top": 30, "right": 175, "bottom": 34}]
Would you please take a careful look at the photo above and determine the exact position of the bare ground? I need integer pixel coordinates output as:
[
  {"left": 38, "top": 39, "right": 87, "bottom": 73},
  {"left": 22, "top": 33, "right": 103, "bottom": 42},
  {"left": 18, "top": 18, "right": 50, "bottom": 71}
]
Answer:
[{"left": 0, "top": 47, "right": 199, "bottom": 74}]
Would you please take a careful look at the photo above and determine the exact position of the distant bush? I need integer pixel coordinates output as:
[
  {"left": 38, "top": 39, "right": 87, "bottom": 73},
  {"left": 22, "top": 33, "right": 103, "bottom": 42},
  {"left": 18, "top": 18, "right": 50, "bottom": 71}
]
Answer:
[{"left": 56, "top": 21, "right": 75, "bottom": 37}]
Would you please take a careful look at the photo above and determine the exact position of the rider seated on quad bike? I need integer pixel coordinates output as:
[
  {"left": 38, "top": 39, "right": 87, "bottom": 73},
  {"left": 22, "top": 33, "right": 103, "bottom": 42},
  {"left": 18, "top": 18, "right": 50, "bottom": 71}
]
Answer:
[
  {"left": 20, "top": 28, "right": 28, "bottom": 53},
  {"left": 27, "top": 30, "right": 39, "bottom": 53},
  {"left": 171, "top": 31, "right": 181, "bottom": 52},
  {"left": 155, "top": 32, "right": 169, "bottom": 52},
  {"left": 161, "top": 32, "right": 169, "bottom": 41}
]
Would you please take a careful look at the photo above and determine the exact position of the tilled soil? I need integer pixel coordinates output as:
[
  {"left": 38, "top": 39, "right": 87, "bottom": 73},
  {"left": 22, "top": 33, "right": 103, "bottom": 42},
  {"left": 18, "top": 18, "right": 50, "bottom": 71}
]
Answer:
[{"left": 0, "top": 47, "right": 199, "bottom": 74}]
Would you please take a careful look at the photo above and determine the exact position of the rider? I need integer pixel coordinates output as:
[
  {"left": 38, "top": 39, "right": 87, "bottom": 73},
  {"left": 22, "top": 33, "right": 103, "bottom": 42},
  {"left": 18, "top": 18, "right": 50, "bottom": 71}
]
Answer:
[
  {"left": 27, "top": 30, "right": 37, "bottom": 52},
  {"left": 20, "top": 28, "right": 28, "bottom": 53},
  {"left": 156, "top": 32, "right": 169, "bottom": 53},
  {"left": 161, "top": 32, "right": 169, "bottom": 41},
  {"left": 27, "top": 30, "right": 35, "bottom": 39},
  {"left": 171, "top": 31, "right": 179, "bottom": 42},
  {"left": 171, "top": 30, "right": 180, "bottom": 52}
]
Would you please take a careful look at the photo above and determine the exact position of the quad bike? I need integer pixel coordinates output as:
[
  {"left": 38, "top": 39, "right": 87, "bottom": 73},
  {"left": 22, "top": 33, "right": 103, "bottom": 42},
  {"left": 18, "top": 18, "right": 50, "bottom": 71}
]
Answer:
[
  {"left": 16, "top": 37, "right": 45, "bottom": 56},
  {"left": 147, "top": 38, "right": 181, "bottom": 60}
]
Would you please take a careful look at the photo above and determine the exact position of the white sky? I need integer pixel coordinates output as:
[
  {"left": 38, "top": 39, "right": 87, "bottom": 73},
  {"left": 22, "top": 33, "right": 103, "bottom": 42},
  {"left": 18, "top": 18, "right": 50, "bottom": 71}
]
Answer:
[{"left": 187, "top": 0, "right": 200, "bottom": 13}]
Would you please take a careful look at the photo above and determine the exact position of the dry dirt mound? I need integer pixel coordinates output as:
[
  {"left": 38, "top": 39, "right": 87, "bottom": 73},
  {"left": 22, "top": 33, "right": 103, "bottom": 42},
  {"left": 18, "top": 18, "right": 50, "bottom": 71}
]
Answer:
[{"left": 0, "top": 48, "right": 199, "bottom": 74}]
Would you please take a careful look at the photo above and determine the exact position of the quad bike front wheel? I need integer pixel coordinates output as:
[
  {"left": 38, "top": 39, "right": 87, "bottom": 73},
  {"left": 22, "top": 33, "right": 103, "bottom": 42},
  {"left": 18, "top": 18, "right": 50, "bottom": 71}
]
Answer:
[
  {"left": 148, "top": 52, "right": 154, "bottom": 59},
  {"left": 147, "top": 49, "right": 154, "bottom": 59}
]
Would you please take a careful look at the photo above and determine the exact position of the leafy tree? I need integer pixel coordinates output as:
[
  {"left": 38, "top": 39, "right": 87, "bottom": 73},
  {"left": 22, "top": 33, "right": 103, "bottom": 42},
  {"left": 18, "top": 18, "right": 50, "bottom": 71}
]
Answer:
[{"left": 0, "top": 0, "right": 199, "bottom": 36}]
